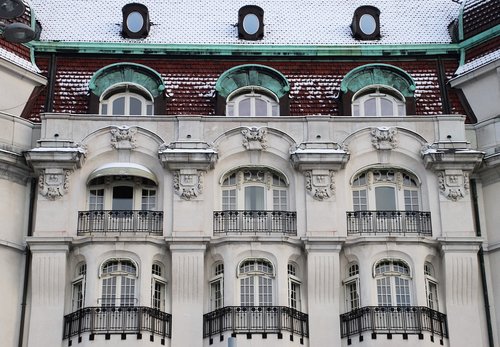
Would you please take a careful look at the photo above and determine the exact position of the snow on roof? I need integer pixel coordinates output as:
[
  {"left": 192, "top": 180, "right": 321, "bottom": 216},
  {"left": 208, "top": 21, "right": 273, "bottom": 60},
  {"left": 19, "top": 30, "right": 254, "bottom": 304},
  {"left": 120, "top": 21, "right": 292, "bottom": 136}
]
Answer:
[
  {"left": 0, "top": 47, "right": 40, "bottom": 73},
  {"left": 455, "top": 49, "right": 500, "bottom": 76},
  {"left": 30, "top": 0, "right": 460, "bottom": 46}
]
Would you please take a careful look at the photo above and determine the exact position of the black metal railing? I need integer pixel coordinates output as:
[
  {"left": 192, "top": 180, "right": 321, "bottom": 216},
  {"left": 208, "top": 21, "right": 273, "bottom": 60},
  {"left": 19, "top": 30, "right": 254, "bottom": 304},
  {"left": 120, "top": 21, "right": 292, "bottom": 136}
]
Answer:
[
  {"left": 346, "top": 211, "right": 432, "bottom": 236},
  {"left": 63, "top": 306, "right": 171, "bottom": 340},
  {"left": 213, "top": 210, "right": 297, "bottom": 235},
  {"left": 340, "top": 306, "right": 448, "bottom": 338},
  {"left": 77, "top": 210, "right": 163, "bottom": 234},
  {"left": 203, "top": 306, "right": 308, "bottom": 338}
]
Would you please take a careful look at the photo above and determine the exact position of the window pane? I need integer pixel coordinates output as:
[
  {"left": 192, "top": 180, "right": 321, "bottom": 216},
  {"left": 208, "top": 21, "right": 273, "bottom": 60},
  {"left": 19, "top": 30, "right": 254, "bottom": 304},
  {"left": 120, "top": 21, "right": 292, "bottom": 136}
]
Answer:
[
  {"left": 146, "top": 104, "right": 153, "bottom": 115},
  {"left": 272, "top": 104, "right": 279, "bottom": 117},
  {"left": 353, "top": 189, "right": 367, "bottom": 211},
  {"left": 427, "top": 281, "right": 438, "bottom": 310},
  {"left": 238, "top": 98, "right": 251, "bottom": 117},
  {"left": 240, "top": 277, "right": 254, "bottom": 306},
  {"left": 101, "top": 104, "right": 108, "bottom": 115},
  {"left": 211, "top": 280, "right": 223, "bottom": 310},
  {"left": 121, "top": 277, "right": 135, "bottom": 306},
  {"left": 273, "top": 190, "right": 287, "bottom": 210},
  {"left": 244, "top": 186, "right": 265, "bottom": 210},
  {"left": 395, "top": 277, "right": 411, "bottom": 306},
  {"left": 72, "top": 280, "right": 84, "bottom": 310},
  {"left": 375, "top": 186, "right": 396, "bottom": 210},
  {"left": 227, "top": 104, "right": 234, "bottom": 117},
  {"left": 112, "top": 186, "right": 134, "bottom": 210},
  {"left": 398, "top": 104, "right": 405, "bottom": 116},
  {"left": 404, "top": 190, "right": 419, "bottom": 211},
  {"left": 101, "top": 277, "right": 117, "bottom": 306},
  {"left": 89, "top": 189, "right": 104, "bottom": 210},
  {"left": 222, "top": 189, "right": 237, "bottom": 210},
  {"left": 289, "top": 281, "right": 300, "bottom": 309},
  {"left": 129, "top": 96, "right": 142, "bottom": 115},
  {"left": 364, "top": 98, "right": 377, "bottom": 117},
  {"left": 377, "top": 277, "right": 391, "bottom": 306},
  {"left": 259, "top": 276, "right": 273, "bottom": 306},
  {"left": 142, "top": 189, "right": 156, "bottom": 210},
  {"left": 112, "top": 97, "right": 125, "bottom": 115},
  {"left": 352, "top": 104, "right": 360, "bottom": 117},
  {"left": 255, "top": 98, "right": 267, "bottom": 116},
  {"left": 380, "top": 98, "right": 393, "bottom": 116},
  {"left": 346, "top": 281, "right": 359, "bottom": 310},
  {"left": 243, "top": 13, "right": 259, "bottom": 35}
]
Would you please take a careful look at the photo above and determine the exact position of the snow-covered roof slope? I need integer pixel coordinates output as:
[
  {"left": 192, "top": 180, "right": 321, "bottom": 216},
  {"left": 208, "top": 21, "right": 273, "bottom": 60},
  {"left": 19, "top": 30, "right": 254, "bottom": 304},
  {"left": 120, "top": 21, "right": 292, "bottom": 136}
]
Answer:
[
  {"left": 455, "top": 49, "right": 500, "bottom": 76},
  {"left": 30, "top": 0, "right": 460, "bottom": 45},
  {"left": 0, "top": 47, "right": 40, "bottom": 73}
]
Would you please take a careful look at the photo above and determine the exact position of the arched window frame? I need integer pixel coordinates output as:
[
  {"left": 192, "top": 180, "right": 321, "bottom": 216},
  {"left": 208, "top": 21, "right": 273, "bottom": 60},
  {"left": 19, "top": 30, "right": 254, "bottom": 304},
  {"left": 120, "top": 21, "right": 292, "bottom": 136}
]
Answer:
[
  {"left": 424, "top": 262, "right": 439, "bottom": 310},
  {"left": 71, "top": 262, "right": 87, "bottom": 311},
  {"left": 373, "top": 259, "right": 412, "bottom": 306},
  {"left": 226, "top": 86, "right": 280, "bottom": 117},
  {"left": 99, "top": 83, "right": 154, "bottom": 116},
  {"left": 221, "top": 167, "right": 289, "bottom": 211},
  {"left": 99, "top": 258, "right": 139, "bottom": 306},
  {"left": 343, "top": 262, "right": 360, "bottom": 311},
  {"left": 351, "top": 85, "right": 406, "bottom": 117},
  {"left": 209, "top": 262, "right": 224, "bottom": 310},
  {"left": 287, "top": 262, "right": 302, "bottom": 310},
  {"left": 237, "top": 258, "right": 275, "bottom": 306},
  {"left": 351, "top": 169, "right": 421, "bottom": 212},
  {"left": 151, "top": 262, "right": 167, "bottom": 311}
]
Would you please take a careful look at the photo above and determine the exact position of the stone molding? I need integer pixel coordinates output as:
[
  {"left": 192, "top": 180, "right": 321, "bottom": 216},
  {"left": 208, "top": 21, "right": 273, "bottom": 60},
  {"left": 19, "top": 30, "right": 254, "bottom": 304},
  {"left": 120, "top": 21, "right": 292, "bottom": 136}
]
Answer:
[
  {"left": 241, "top": 126, "right": 268, "bottom": 150},
  {"left": 173, "top": 169, "right": 204, "bottom": 200},
  {"left": 371, "top": 126, "right": 398, "bottom": 150},
  {"left": 110, "top": 125, "right": 137, "bottom": 149},
  {"left": 305, "top": 170, "right": 336, "bottom": 201}
]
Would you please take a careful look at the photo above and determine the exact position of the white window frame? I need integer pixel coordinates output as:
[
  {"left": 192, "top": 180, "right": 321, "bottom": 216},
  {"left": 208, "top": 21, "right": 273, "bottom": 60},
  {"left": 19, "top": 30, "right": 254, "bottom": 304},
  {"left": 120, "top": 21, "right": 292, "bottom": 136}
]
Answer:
[
  {"left": 424, "top": 262, "right": 439, "bottom": 311},
  {"left": 209, "top": 262, "right": 224, "bottom": 311},
  {"left": 151, "top": 262, "right": 167, "bottom": 311},
  {"left": 287, "top": 263, "right": 302, "bottom": 310},
  {"left": 352, "top": 85, "right": 406, "bottom": 117},
  {"left": 99, "top": 258, "right": 139, "bottom": 306},
  {"left": 71, "top": 263, "right": 87, "bottom": 311},
  {"left": 226, "top": 87, "right": 279, "bottom": 117},
  {"left": 373, "top": 259, "right": 412, "bottom": 307},
  {"left": 237, "top": 258, "right": 275, "bottom": 306},
  {"left": 99, "top": 83, "right": 154, "bottom": 116},
  {"left": 343, "top": 263, "right": 360, "bottom": 312}
]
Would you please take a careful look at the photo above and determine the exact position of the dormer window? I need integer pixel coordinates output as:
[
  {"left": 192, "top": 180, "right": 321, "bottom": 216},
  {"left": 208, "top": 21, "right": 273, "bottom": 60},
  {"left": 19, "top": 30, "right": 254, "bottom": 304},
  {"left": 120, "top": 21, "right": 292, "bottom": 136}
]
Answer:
[
  {"left": 238, "top": 5, "right": 264, "bottom": 40},
  {"left": 99, "top": 83, "right": 154, "bottom": 115},
  {"left": 226, "top": 87, "right": 279, "bottom": 117},
  {"left": 351, "top": 6, "right": 380, "bottom": 40},
  {"left": 122, "top": 3, "right": 150, "bottom": 39},
  {"left": 352, "top": 85, "right": 406, "bottom": 117}
]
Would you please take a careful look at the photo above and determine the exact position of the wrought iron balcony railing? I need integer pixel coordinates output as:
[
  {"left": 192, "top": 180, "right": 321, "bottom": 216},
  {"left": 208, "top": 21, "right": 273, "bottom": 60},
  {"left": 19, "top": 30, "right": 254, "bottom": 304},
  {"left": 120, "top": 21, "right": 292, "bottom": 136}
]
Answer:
[
  {"left": 77, "top": 210, "right": 163, "bottom": 235},
  {"left": 347, "top": 210, "right": 432, "bottom": 236},
  {"left": 203, "top": 306, "right": 308, "bottom": 341},
  {"left": 213, "top": 210, "right": 297, "bottom": 235},
  {"left": 340, "top": 306, "right": 448, "bottom": 339},
  {"left": 63, "top": 306, "right": 171, "bottom": 340}
]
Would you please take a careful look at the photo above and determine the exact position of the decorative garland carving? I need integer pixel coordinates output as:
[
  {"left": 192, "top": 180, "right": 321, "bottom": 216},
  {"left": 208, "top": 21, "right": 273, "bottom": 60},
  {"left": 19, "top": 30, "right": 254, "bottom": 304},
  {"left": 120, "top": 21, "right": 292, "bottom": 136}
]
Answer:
[
  {"left": 173, "top": 170, "right": 204, "bottom": 200},
  {"left": 110, "top": 125, "right": 137, "bottom": 149},
  {"left": 371, "top": 126, "right": 398, "bottom": 150},
  {"left": 305, "top": 170, "right": 336, "bottom": 201},
  {"left": 38, "top": 169, "right": 71, "bottom": 200},
  {"left": 437, "top": 171, "right": 469, "bottom": 201},
  {"left": 241, "top": 127, "right": 268, "bottom": 150}
]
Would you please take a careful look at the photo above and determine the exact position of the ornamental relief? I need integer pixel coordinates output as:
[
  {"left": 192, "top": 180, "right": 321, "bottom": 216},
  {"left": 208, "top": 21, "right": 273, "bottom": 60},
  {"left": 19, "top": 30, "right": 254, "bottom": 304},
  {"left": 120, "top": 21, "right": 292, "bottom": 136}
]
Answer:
[
  {"left": 173, "top": 170, "right": 204, "bottom": 200},
  {"left": 241, "top": 126, "right": 268, "bottom": 150},
  {"left": 305, "top": 170, "right": 335, "bottom": 201},
  {"left": 371, "top": 126, "right": 398, "bottom": 150},
  {"left": 437, "top": 171, "right": 469, "bottom": 202},
  {"left": 38, "top": 168, "right": 71, "bottom": 200},
  {"left": 110, "top": 125, "right": 137, "bottom": 149}
]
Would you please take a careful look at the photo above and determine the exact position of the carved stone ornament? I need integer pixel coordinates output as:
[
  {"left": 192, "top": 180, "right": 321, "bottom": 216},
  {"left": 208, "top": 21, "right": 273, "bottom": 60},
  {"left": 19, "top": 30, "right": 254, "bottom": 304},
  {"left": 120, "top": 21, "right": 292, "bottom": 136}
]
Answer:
[
  {"left": 38, "top": 168, "right": 71, "bottom": 200},
  {"left": 305, "top": 170, "right": 336, "bottom": 201},
  {"left": 371, "top": 126, "right": 398, "bottom": 150},
  {"left": 110, "top": 125, "right": 137, "bottom": 149},
  {"left": 241, "top": 127, "right": 268, "bottom": 150},
  {"left": 173, "top": 170, "right": 204, "bottom": 200},
  {"left": 437, "top": 170, "right": 469, "bottom": 201}
]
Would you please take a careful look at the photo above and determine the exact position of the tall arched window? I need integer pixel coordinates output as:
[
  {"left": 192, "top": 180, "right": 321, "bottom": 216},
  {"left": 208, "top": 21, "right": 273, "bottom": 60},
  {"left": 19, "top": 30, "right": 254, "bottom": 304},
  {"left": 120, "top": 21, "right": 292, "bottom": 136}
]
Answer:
[
  {"left": 344, "top": 263, "right": 360, "bottom": 311},
  {"left": 424, "top": 262, "right": 439, "bottom": 310},
  {"left": 71, "top": 262, "right": 87, "bottom": 311},
  {"left": 226, "top": 87, "right": 279, "bottom": 117},
  {"left": 210, "top": 262, "right": 224, "bottom": 310},
  {"left": 151, "top": 262, "right": 167, "bottom": 311},
  {"left": 100, "top": 83, "right": 154, "bottom": 116},
  {"left": 352, "top": 85, "right": 406, "bottom": 117},
  {"left": 374, "top": 259, "right": 411, "bottom": 306},
  {"left": 238, "top": 259, "right": 274, "bottom": 306},
  {"left": 100, "top": 259, "right": 138, "bottom": 306},
  {"left": 288, "top": 263, "right": 302, "bottom": 310}
]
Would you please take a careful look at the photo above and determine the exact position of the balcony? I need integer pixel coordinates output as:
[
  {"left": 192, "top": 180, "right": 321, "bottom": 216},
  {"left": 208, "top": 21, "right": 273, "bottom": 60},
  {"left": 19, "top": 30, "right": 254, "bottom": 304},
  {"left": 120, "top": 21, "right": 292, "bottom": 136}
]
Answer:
[
  {"left": 340, "top": 306, "right": 448, "bottom": 341},
  {"left": 77, "top": 210, "right": 163, "bottom": 235},
  {"left": 213, "top": 210, "right": 297, "bottom": 235},
  {"left": 63, "top": 306, "right": 171, "bottom": 342},
  {"left": 203, "top": 306, "right": 308, "bottom": 344},
  {"left": 346, "top": 211, "right": 432, "bottom": 236}
]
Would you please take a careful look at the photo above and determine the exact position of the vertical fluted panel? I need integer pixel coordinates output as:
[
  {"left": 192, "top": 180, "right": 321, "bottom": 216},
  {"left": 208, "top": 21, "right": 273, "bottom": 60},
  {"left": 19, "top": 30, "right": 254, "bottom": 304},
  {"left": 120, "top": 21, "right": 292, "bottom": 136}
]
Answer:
[
  {"left": 32, "top": 253, "right": 66, "bottom": 306},
  {"left": 309, "top": 254, "right": 335, "bottom": 304},
  {"left": 451, "top": 255, "right": 474, "bottom": 305},
  {"left": 172, "top": 252, "right": 203, "bottom": 303}
]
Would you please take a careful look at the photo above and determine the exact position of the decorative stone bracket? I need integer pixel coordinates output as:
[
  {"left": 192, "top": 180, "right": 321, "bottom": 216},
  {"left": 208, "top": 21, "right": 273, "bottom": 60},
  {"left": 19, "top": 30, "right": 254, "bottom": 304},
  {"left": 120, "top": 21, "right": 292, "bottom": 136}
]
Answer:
[
  {"left": 110, "top": 125, "right": 137, "bottom": 149},
  {"left": 290, "top": 142, "right": 349, "bottom": 201},
  {"left": 24, "top": 140, "right": 87, "bottom": 200},
  {"left": 159, "top": 141, "right": 218, "bottom": 200},
  {"left": 371, "top": 126, "right": 398, "bottom": 150},
  {"left": 241, "top": 126, "right": 268, "bottom": 150},
  {"left": 421, "top": 142, "right": 483, "bottom": 202}
]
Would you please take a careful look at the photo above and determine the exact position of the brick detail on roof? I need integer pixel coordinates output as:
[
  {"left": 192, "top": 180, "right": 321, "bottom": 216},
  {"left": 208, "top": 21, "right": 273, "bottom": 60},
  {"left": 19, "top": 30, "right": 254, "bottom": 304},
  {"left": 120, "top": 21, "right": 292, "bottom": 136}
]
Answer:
[
  {"left": 26, "top": 57, "right": 463, "bottom": 123},
  {"left": 0, "top": 38, "right": 31, "bottom": 62},
  {"left": 465, "top": 36, "right": 500, "bottom": 62},
  {"left": 463, "top": 0, "right": 500, "bottom": 40}
]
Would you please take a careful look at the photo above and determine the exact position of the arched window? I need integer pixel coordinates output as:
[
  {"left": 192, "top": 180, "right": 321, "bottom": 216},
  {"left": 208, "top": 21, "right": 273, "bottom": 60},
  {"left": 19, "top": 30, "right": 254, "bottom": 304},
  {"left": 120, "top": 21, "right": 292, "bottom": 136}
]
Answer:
[
  {"left": 151, "top": 262, "right": 167, "bottom": 311},
  {"left": 71, "top": 262, "right": 87, "bottom": 311},
  {"left": 352, "top": 85, "right": 406, "bottom": 117},
  {"left": 100, "top": 83, "right": 154, "bottom": 116},
  {"left": 374, "top": 259, "right": 411, "bottom": 306},
  {"left": 288, "top": 263, "right": 302, "bottom": 310},
  {"left": 352, "top": 169, "right": 420, "bottom": 211},
  {"left": 238, "top": 259, "right": 274, "bottom": 306},
  {"left": 100, "top": 259, "right": 138, "bottom": 306},
  {"left": 343, "top": 263, "right": 360, "bottom": 311},
  {"left": 226, "top": 87, "right": 279, "bottom": 117},
  {"left": 221, "top": 168, "right": 288, "bottom": 211},
  {"left": 210, "top": 262, "right": 224, "bottom": 310},
  {"left": 424, "top": 262, "right": 439, "bottom": 310}
]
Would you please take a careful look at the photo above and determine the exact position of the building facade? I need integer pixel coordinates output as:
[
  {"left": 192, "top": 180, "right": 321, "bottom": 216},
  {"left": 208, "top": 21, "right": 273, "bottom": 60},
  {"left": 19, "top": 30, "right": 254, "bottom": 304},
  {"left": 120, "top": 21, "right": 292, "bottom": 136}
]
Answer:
[{"left": 0, "top": 0, "right": 499, "bottom": 347}]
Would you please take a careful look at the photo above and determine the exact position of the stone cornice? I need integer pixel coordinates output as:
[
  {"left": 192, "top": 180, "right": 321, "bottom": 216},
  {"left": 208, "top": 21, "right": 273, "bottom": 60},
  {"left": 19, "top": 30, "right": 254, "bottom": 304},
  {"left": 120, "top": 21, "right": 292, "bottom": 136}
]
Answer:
[
  {"left": 290, "top": 142, "right": 349, "bottom": 171},
  {"left": 159, "top": 141, "right": 218, "bottom": 171},
  {"left": 421, "top": 143, "right": 484, "bottom": 172},
  {"left": 24, "top": 140, "right": 87, "bottom": 171}
]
